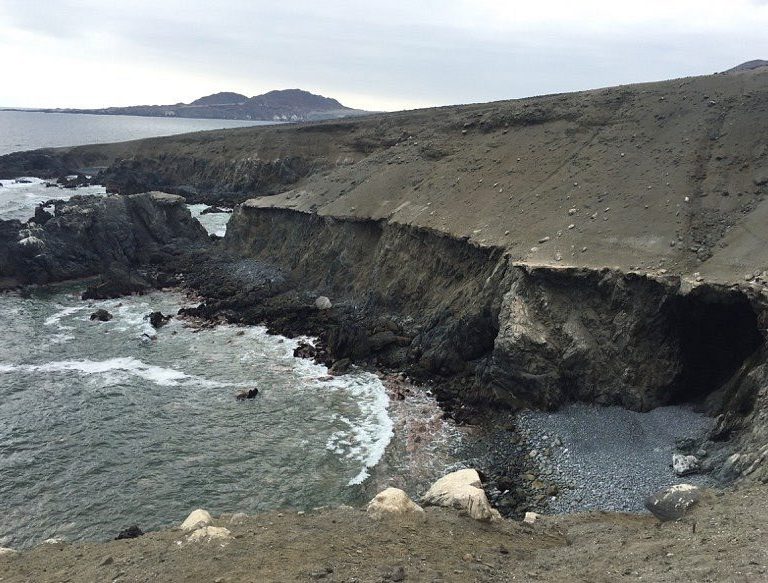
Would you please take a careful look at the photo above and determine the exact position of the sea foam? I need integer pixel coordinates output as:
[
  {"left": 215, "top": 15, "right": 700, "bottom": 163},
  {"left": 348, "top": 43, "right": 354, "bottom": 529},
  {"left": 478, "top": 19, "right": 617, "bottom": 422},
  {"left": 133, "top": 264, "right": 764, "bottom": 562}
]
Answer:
[{"left": 0, "top": 357, "right": 226, "bottom": 388}]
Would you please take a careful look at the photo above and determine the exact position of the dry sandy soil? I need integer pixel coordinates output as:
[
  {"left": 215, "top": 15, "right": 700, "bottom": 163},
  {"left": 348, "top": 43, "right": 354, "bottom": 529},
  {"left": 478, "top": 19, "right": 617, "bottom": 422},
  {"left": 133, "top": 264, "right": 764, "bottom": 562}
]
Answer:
[{"left": 1, "top": 484, "right": 766, "bottom": 583}]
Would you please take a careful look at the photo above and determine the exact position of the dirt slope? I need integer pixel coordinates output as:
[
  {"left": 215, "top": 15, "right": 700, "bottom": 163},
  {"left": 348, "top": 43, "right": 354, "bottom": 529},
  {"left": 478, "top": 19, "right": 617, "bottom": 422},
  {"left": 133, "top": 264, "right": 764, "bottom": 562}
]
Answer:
[
  {"left": 1, "top": 485, "right": 766, "bottom": 583},
  {"left": 2, "top": 69, "right": 767, "bottom": 283}
]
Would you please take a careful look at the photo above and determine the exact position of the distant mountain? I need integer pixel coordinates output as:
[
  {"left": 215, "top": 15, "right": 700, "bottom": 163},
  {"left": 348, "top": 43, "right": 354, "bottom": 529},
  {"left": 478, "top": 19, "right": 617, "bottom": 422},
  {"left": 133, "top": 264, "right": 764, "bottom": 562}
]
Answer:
[
  {"left": 190, "top": 92, "right": 248, "bottom": 106},
  {"left": 36, "top": 89, "right": 369, "bottom": 122},
  {"left": 724, "top": 60, "right": 768, "bottom": 73}
]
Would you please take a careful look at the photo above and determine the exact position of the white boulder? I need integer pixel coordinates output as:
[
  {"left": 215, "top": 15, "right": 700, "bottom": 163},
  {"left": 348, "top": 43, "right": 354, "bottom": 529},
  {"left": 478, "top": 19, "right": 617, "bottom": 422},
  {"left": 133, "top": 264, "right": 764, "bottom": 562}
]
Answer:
[
  {"left": 315, "top": 296, "right": 333, "bottom": 310},
  {"left": 367, "top": 487, "right": 425, "bottom": 519},
  {"left": 0, "top": 547, "right": 17, "bottom": 556},
  {"left": 186, "top": 526, "right": 232, "bottom": 543},
  {"left": 422, "top": 469, "right": 501, "bottom": 521},
  {"left": 523, "top": 511, "right": 541, "bottom": 525},
  {"left": 180, "top": 508, "right": 213, "bottom": 532},
  {"left": 672, "top": 454, "right": 701, "bottom": 476}
]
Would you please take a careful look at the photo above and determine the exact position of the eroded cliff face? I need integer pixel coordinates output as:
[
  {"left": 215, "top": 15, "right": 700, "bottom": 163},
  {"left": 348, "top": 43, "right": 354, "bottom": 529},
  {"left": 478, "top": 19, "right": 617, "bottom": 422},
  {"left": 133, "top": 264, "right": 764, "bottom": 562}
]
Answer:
[{"left": 225, "top": 204, "right": 767, "bottom": 423}]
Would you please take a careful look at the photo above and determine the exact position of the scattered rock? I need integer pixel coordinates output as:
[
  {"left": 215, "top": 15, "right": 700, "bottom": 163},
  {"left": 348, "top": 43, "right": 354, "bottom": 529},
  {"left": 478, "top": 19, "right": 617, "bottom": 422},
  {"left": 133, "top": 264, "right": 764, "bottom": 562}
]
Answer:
[
  {"left": 229, "top": 512, "right": 248, "bottom": 525},
  {"left": 99, "top": 555, "right": 114, "bottom": 566},
  {"left": 367, "top": 487, "right": 424, "bottom": 520},
  {"left": 330, "top": 358, "right": 351, "bottom": 375},
  {"left": 115, "top": 525, "right": 144, "bottom": 540},
  {"left": 645, "top": 484, "right": 702, "bottom": 521},
  {"left": 523, "top": 511, "right": 541, "bottom": 524},
  {"left": 422, "top": 469, "right": 501, "bottom": 521},
  {"left": 180, "top": 508, "right": 213, "bottom": 532},
  {"left": 90, "top": 309, "right": 113, "bottom": 322},
  {"left": 672, "top": 454, "right": 702, "bottom": 476}
]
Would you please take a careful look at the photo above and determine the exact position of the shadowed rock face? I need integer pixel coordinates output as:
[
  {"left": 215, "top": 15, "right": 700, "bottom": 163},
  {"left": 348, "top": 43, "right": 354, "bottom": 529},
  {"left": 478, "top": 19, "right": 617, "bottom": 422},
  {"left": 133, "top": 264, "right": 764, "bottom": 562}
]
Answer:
[{"left": 0, "top": 192, "right": 209, "bottom": 287}]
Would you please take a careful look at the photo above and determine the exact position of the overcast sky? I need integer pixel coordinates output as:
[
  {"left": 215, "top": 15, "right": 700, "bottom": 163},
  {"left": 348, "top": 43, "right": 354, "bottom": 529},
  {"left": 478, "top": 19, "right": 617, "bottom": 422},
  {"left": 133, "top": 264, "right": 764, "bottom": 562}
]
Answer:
[{"left": 1, "top": 0, "right": 767, "bottom": 111}]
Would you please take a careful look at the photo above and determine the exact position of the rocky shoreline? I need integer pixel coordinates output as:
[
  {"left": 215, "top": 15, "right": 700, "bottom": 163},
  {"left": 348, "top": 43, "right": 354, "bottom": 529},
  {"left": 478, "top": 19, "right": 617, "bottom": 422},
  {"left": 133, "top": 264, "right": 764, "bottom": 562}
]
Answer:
[
  {"left": 1, "top": 192, "right": 762, "bottom": 520},
  {"left": 2, "top": 65, "right": 768, "bottom": 580}
]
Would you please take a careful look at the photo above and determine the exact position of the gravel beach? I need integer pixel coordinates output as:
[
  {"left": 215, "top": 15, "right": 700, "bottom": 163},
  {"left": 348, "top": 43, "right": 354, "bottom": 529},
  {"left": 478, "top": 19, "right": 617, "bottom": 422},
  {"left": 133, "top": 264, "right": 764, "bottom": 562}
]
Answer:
[{"left": 516, "top": 403, "right": 717, "bottom": 513}]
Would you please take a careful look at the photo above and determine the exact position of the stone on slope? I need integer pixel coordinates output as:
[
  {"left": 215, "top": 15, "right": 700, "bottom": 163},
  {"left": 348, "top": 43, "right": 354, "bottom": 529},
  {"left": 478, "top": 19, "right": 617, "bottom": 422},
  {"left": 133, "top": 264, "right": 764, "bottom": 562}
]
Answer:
[
  {"left": 422, "top": 469, "right": 501, "bottom": 521},
  {"left": 186, "top": 526, "right": 232, "bottom": 543},
  {"left": 367, "top": 487, "right": 425, "bottom": 519},
  {"left": 315, "top": 296, "right": 332, "bottom": 310},
  {"left": 180, "top": 508, "right": 213, "bottom": 532},
  {"left": 644, "top": 484, "right": 702, "bottom": 521}
]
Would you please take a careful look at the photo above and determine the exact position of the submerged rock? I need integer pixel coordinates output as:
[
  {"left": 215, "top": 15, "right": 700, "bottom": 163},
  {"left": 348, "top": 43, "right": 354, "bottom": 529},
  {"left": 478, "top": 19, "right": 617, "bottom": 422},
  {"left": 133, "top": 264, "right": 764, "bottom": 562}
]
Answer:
[
  {"left": 90, "top": 309, "right": 113, "bottom": 322},
  {"left": 645, "top": 484, "right": 702, "bottom": 521},
  {"left": 148, "top": 311, "right": 172, "bottom": 329},
  {"left": 367, "top": 487, "right": 424, "bottom": 520},
  {"left": 235, "top": 388, "right": 259, "bottom": 400},
  {"left": 180, "top": 508, "right": 213, "bottom": 532},
  {"left": 422, "top": 469, "right": 501, "bottom": 521}
]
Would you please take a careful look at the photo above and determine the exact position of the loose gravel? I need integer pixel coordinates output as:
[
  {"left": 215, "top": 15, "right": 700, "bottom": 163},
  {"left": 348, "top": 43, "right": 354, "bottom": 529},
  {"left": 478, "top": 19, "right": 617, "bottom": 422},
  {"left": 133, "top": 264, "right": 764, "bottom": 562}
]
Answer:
[{"left": 516, "top": 403, "right": 716, "bottom": 513}]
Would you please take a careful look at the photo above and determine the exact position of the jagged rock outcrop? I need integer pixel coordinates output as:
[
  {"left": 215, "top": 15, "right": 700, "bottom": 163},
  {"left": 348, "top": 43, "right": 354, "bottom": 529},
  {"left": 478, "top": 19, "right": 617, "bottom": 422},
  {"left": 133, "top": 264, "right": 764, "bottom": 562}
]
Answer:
[{"left": 0, "top": 192, "right": 209, "bottom": 287}]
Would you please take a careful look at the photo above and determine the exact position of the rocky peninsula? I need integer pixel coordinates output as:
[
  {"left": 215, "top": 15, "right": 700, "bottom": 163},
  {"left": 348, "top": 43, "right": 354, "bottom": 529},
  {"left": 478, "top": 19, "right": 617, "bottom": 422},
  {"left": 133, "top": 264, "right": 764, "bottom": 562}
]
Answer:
[{"left": 2, "top": 66, "right": 768, "bottom": 580}]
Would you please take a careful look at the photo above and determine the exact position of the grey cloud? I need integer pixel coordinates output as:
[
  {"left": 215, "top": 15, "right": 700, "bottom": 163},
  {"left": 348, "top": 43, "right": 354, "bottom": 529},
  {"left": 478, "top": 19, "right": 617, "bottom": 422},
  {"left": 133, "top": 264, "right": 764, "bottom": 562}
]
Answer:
[{"left": 2, "top": 1, "right": 768, "bottom": 109}]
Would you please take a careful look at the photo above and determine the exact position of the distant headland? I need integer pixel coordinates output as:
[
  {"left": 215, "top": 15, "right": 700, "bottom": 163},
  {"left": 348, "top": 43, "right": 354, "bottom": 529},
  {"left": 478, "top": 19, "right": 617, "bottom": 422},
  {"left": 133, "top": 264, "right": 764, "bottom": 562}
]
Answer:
[{"left": 6, "top": 89, "right": 371, "bottom": 122}]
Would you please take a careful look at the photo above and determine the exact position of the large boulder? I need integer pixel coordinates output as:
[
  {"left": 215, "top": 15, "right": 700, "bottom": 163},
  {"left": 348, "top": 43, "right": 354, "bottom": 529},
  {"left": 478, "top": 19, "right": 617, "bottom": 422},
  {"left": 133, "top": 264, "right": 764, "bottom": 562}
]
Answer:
[
  {"left": 645, "top": 484, "right": 702, "bottom": 521},
  {"left": 367, "top": 487, "right": 425, "bottom": 520},
  {"left": 180, "top": 508, "right": 213, "bottom": 532},
  {"left": 0, "top": 547, "right": 17, "bottom": 556},
  {"left": 422, "top": 469, "right": 501, "bottom": 521}
]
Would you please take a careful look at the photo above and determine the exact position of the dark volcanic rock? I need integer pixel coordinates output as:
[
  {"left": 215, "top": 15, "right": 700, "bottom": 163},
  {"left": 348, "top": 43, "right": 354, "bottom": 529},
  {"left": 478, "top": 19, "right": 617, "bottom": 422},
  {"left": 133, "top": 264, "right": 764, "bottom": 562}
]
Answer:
[
  {"left": 82, "top": 267, "right": 151, "bottom": 300},
  {"left": 115, "top": 525, "right": 144, "bottom": 540},
  {"left": 0, "top": 192, "right": 209, "bottom": 287},
  {"left": 89, "top": 309, "right": 113, "bottom": 322},
  {"left": 148, "top": 311, "right": 172, "bottom": 329},
  {"left": 235, "top": 388, "right": 259, "bottom": 400}
]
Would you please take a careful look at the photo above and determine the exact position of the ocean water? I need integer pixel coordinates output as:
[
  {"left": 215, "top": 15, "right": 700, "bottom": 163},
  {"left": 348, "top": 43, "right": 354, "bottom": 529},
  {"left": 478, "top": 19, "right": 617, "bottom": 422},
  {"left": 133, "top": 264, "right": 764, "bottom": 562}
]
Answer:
[
  {"left": 0, "top": 110, "right": 271, "bottom": 156},
  {"left": 0, "top": 118, "right": 460, "bottom": 549}
]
